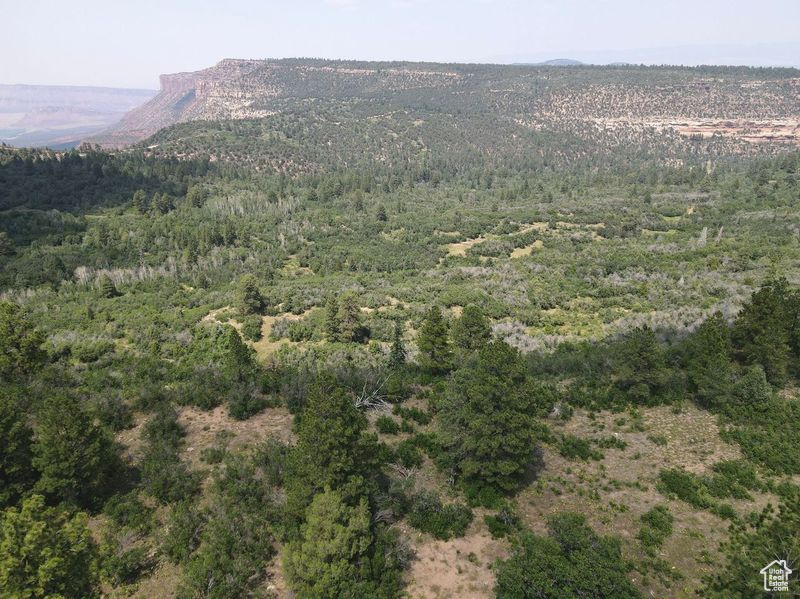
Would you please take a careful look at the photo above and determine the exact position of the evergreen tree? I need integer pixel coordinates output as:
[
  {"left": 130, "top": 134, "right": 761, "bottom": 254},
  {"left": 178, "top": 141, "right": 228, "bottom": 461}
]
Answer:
[
  {"left": 131, "top": 189, "right": 149, "bottom": 214},
  {"left": 615, "top": 326, "right": 669, "bottom": 403},
  {"left": 439, "top": 341, "right": 552, "bottom": 494},
  {"left": 495, "top": 513, "right": 642, "bottom": 599},
  {"left": 325, "top": 295, "right": 341, "bottom": 342},
  {"left": 686, "top": 313, "right": 732, "bottom": 408},
  {"left": 222, "top": 325, "right": 256, "bottom": 382},
  {"left": 32, "top": 396, "right": 119, "bottom": 509},
  {"left": 704, "top": 490, "right": 799, "bottom": 598},
  {"left": 451, "top": 304, "right": 491, "bottom": 351},
  {"left": 238, "top": 274, "right": 265, "bottom": 315},
  {"left": 417, "top": 306, "right": 452, "bottom": 373},
  {"left": 0, "top": 302, "right": 46, "bottom": 380},
  {"left": 0, "top": 495, "right": 99, "bottom": 598},
  {"left": 732, "top": 279, "right": 792, "bottom": 384},
  {"left": 284, "top": 489, "right": 374, "bottom": 599},
  {"left": 185, "top": 185, "right": 206, "bottom": 208},
  {"left": 285, "top": 376, "right": 381, "bottom": 521},
  {"left": 389, "top": 319, "right": 406, "bottom": 369},
  {"left": 724, "top": 364, "right": 774, "bottom": 421},
  {"left": 98, "top": 274, "right": 118, "bottom": 298},
  {"left": 0, "top": 392, "right": 35, "bottom": 508},
  {"left": 376, "top": 205, "right": 387, "bottom": 222},
  {"left": 337, "top": 293, "right": 361, "bottom": 343}
]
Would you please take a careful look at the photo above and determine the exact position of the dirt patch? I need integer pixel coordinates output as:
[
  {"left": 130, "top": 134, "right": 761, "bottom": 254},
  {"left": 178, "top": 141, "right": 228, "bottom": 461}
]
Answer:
[
  {"left": 179, "top": 405, "right": 294, "bottom": 467},
  {"left": 510, "top": 239, "right": 543, "bottom": 258},
  {"left": 404, "top": 516, "right": 509, "bottom": 599},
  {"left": 251, "top": 310, "right": 314, "bottom": 360}
]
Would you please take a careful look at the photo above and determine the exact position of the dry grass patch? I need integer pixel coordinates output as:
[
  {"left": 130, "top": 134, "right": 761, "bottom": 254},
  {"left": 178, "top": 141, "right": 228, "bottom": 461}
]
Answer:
[
  {"left": 178, "top": 405, "right": 294, "bottom": 468},
  {"left": 514, "top": 405, "right": 770, "bottom": 596},
  {"left": 404, "top": 515, "right": 508, "bottom": 599}
]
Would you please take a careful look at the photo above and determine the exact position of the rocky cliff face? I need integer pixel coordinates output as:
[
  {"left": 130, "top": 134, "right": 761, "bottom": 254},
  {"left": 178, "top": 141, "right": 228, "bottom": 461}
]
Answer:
[
  {"left": 86, "top": 58, "right": 800, "bottom": 151},
  {"left": 86, "top": 59, "right": 466, "bottom": 147}
]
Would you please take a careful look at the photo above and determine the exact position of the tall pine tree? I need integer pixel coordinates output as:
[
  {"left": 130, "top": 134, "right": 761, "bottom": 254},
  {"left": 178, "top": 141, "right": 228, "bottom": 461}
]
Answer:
[{"left": 417, "top": 306, "right": 452, "bottom": 373}]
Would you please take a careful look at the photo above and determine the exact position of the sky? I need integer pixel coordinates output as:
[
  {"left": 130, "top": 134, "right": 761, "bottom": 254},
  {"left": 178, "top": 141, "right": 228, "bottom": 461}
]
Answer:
[{"left": 3, "top": 0, "right": 799, "bottom": 89}]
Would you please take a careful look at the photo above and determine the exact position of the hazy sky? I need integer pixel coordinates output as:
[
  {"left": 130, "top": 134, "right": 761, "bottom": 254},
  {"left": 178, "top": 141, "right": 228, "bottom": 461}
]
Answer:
[{"left": 4, "top": 0, "right": 799, "bottom": 89}]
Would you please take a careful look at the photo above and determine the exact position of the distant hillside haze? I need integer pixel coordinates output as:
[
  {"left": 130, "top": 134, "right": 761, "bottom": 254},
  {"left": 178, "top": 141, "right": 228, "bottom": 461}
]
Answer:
[
  {"left": 88, "top": 58, "right": 800, "bottom": 171},
  {"left": 0, "top": 84, "right": 155, "bottom": 149}
]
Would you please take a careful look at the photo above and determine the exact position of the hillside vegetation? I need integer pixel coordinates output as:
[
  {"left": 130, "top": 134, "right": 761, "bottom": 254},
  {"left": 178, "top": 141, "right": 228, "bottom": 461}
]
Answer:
[{"left": 1, "top": 61, "right": 800, "bottom": 598}]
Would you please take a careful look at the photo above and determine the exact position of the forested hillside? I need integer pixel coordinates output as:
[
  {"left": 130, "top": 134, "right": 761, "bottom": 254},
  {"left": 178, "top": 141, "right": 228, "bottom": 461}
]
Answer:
[
  {"left": 1, "top": 62, "right": 800, "bottom": 598},
  {"left": 92, "top": 59, "right": 800, "bottom": 171}
]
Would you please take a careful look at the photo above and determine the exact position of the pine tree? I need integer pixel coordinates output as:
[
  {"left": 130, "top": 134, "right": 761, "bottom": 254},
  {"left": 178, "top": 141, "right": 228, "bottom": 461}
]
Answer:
[
  {"left": 0, "top": 495, "right": 99, "bottom": 598},
  {"left": 325, "top": 296, "right": 341, "bottom": 342},
  {"left": 389, "top": 320, "right": 406, "bottom": 369},
  {"left": 0, "top": 231, "right": 15, "bottom": 256},
  {"left": 376, "top": 205, "right": 387, "bottom": 222},
  {"left": 337, "top": 294, "right": 361, "bottom": 343},
  {"left": 0, "top": 392, "right": 34, "bottom": 508},
  {"left": 686, "top": 312, "right": 732, "bottom": 408},
  {"left": 417, "top": 306, "right": 452, "bottom": 373},
  {"left": 732, "top": 279, "right": 792, "bottom": 385},
  {"left": 284, "top": 489, "right": 373, "bottom": 599},
  {"left": 32, "top": 396, "right": 119, "bottom": 509},
  {"left": 238, "top": 274, "right": 265, "bottom": 315},
  {"left": 615, "top": 326, "right": 669, "bottom": 403},
  {"left": 451, "top": 304, "right": 491, "bottom": 351},
  {"left": 439, "top": 341, "right": 553, "bottom": 494},
  {"left": 285, "top": 376, "right": 381, "bottom": 521},
  {"left": 222, "top": 325, "right": 255, "bottom": 382},
  {"left": 131, "top": 189, "right": 149, "bottom": 214},
  {"left": 0, "top": 302, "right": 46, "bottom": 380}
]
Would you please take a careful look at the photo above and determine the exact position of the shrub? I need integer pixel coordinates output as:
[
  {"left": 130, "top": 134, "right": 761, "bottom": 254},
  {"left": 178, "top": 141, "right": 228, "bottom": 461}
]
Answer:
[
  {"left": 637, "top": 505, "right": 673, "bottom": 555},
  {"left": 484, "top": 502, "right": 522, "bottom": 539},
  {"left": 407, "top": 491, "right": 473, "bottom": 540},
  {"left": 376, "top": 414, "right": 400, "bottom": 434},
  {"left": 240, "top": 315, "right": 263, "bottom": 341},
  {"left": 558, "top": 434, "right": 603, "bottom": 461},
  {"left": 495, "top": 513, "right": 642, "bottom": 598}
]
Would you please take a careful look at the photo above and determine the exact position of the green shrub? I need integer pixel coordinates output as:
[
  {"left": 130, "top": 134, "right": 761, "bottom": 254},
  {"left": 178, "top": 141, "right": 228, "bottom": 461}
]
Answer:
[
  {"left": 637, "top": 505, "right": 673, "bottom": 555},
  {"left": 376, "top": 415, "right": 400, "bottom": 434},
  {"left": 484, "top": 502, "right": 521, "bottom": 539},
  {"left": 240, "top": 315, "right": 263, "bottom": 341},
  {"left": 408, "top": 491, "right": 473, "bottom": 540},
  {"left": 395, "top": 439, "right": 423, "bottom": 468},
  {"left": 558, "top": 434, "right": 603, "bottom": 461},
  {"left": 657, "top": 468, "right": 712, "bottom": 509}
]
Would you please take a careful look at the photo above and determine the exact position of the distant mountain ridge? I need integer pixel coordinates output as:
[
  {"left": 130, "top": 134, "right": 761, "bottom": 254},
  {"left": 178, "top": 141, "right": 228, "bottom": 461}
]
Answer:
[
  {"left": 87, "top": 58, "right": 800, "bottom": 171},
  {"left": 0, "top": 84, "right": 155, "bottom": 148}
]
